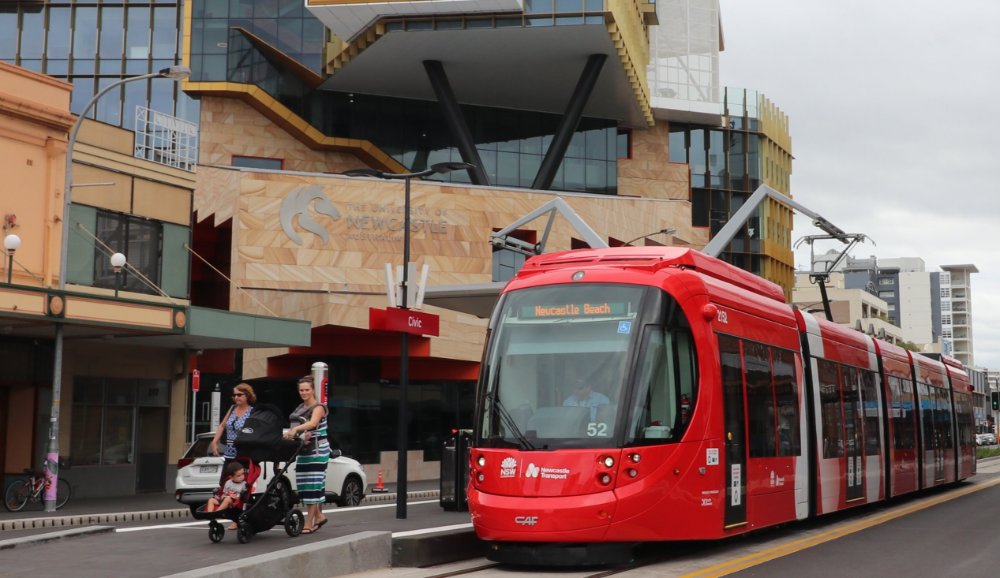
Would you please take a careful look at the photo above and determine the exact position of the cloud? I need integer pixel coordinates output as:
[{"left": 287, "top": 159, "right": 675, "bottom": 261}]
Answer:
[{"left": 720, "top": 0, "right": 1000, "bottom": 369}]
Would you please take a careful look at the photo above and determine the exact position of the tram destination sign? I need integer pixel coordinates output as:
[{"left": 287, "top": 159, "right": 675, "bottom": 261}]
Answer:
[{"left": 522, "top": 302, "right": 627, "bottom": 318}]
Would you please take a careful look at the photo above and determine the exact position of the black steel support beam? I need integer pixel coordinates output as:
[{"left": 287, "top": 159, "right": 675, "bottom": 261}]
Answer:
[
  {"left": 532, "top": 53, "right": 607, "bottom": 190},
  {"left": 423, "top": 60, "right": 490, "bottom": 186}
]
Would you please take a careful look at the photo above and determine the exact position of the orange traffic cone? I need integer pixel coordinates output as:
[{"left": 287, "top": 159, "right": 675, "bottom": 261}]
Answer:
[{"left": 372, "top": 469, "right": 388, "bottom": 493}]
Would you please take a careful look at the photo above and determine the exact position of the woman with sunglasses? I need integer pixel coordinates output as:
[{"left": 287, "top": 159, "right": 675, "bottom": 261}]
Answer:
[
  {"left": 209, "top": 383, "right": 255, "bottom": 528},
  {"left": 210, "top": 383, "right": 256, "bottom": 461}
]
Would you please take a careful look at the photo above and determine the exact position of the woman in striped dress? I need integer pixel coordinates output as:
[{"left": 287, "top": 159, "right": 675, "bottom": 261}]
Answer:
[{"left": 284, "top": 375, "right": 330, "bottom": 533}]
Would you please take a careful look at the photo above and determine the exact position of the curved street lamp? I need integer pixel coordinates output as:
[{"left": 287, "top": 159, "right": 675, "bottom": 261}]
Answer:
[
  {"left": 45, "top": 65, "right": 190, "bottom": 511},
  {"left": 624, "top": 227, "right": 676, "bottom": 246},
  {"left": 342, "top": 161, "right": 474, "bottom": 519}
]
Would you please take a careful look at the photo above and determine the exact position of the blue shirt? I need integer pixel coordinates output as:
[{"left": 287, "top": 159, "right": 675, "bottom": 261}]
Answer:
[{"left": 563, "top": 391, "right": 610, "bottom": 420}]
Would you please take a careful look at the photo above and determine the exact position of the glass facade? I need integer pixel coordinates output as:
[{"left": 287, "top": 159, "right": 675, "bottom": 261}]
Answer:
[
  {"left": 189, "top": 1, "right": 621, "bottom": 194},
  {"left": 669, "top": 121, "right": 762, "bottom": 273},
  {"left": 1, "top": 1, "right": 198, "bottom": 130},
  {"left": 669, "top": 88, "right": 792, "bottom": 278}
]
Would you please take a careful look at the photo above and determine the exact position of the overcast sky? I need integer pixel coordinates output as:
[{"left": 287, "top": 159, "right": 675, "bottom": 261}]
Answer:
[{"left": 718, "top": 0, "right": 999, "bottom": 371}]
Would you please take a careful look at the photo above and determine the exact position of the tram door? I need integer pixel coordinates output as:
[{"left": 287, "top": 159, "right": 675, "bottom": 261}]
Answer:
[
  {"left": 843, "top": 368, "right": 864, "bottom": 501},
  {"left": 719, "top": 336, "right": 747, "bottom": 527}
]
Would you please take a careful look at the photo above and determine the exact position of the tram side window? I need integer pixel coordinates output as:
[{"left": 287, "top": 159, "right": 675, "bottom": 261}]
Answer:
[
  {"left": 918, "top": 383, "right": 936, "bottom": 449},
  {"left": 888, "top": 376, "right": 916, "bottom": 450},
  {"left": 955, "top": 393, "right": 974, "bottom": 446},
  {"left": 746, "top": 342, "right": 777, "bottom": 458},
  {"left": 773, "top": 348, "right": 800, "bottom": 457},
  {"left": 818, "top": 360, "right": 844, "bottom": 458},
  {"left": 730, "top": 338, "right": 800, "bottom": 459},
  {"left": 842, "top": 367, "right": 863, "bottom": 459},
  {"left": 935, "top": 386, "right": 954, "bottom": 449},
  {"left": 861, "top": 370, "right": 881, "bottom": 456}
]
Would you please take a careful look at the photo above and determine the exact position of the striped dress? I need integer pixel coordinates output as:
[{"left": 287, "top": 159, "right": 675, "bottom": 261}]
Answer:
[{"left": 291, "top": 404, "right": 330, "bottom": 505}]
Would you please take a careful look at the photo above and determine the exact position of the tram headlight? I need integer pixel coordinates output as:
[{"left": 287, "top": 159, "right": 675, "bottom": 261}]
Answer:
[
  {"left": 477, "top": 472, "right": 485, "bottom": 483},
  {"left": 627, "top": 468, "right": 638, "bottom": 478},
  {"left": 629, "top": 453, "right": 641, "bottom": 463},
  {"left": 598, "top": 473, "right": 613, "bottom": 485},
  {"left": 601, "top": 455, "right": 615, "bottom": 468},
  {"left": 477, "top": 455, "right": 486, "bottom": 467}
]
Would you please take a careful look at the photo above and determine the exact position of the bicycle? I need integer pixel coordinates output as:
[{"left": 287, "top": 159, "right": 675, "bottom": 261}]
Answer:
[{"left": 4, "top": 459, "right": 71, "bottom": 512}]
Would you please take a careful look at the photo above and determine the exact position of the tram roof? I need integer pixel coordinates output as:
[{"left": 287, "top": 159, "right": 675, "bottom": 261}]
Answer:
[{"left": 517, "top": 247, "right": 787, "bottom": 303}]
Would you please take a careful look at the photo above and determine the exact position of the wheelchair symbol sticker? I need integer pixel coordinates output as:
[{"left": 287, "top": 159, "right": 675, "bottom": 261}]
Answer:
[{"left": 618, "top": 321, "right": 632, "bottom": 334}]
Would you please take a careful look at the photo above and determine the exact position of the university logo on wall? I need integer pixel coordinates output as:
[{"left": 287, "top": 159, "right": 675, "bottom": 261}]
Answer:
[{"left": 279, "top": 185, "right": 342, "bottom": 245}]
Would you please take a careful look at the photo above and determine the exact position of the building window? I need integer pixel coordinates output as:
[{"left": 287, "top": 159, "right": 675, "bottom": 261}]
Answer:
[
  {"left": 942, "top": 314, "right": 952, "bottom": 325},
  {"left": 70, "top": 376, "right": 170, "bottom": 466},
  {"left": 940, "top": 287, "right": 951, "bottom": 298},
  {"left": 617, "top": 129, "right": 631, "bottom": 159},
  {"left": 95, "top": 210, "right": 163, "bottom": 295},
  {"left": 233, "top": 155, "right": 283, "bottom": 170}
]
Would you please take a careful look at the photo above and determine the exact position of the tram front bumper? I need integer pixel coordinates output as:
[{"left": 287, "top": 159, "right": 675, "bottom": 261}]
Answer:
[{"left": 469, "top": 488, "right": 617, "bottom": 542}]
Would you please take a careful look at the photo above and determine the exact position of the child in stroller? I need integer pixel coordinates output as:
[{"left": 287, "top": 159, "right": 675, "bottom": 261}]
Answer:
[
  {"left": 191, "top": 403, "right": 307, "bottom": 544},
  {"left": 205, "top": 461, "right": 248, "bottom": 514}
]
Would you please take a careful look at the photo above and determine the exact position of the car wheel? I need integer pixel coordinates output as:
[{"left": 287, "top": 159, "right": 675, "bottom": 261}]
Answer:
[{"left": 336, "top": 475, "right": 364, "bottom": 507}]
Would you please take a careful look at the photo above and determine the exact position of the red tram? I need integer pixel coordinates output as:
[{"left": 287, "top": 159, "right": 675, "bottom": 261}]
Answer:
[{"left": 467, "top": 247, "right": 975, "bottom": 565}]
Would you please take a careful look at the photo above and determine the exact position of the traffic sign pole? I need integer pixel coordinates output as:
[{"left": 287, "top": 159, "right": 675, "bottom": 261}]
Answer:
[{"left": 190, "top": 369, "right": 200, "bottom": 444}]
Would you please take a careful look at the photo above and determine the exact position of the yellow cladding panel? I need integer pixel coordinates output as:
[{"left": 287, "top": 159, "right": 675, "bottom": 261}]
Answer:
[
  {"left": 72, "top": 164, "right": 132, "bottom": 213},
  {"left": 64, "top": 296, "right": 175, "bottom": 329},
  {"left": 133, "top": 180, "right": 193, "bottom": 226},
  {"left": 0, "top": 288, "right": 47, "bottom": 316}
]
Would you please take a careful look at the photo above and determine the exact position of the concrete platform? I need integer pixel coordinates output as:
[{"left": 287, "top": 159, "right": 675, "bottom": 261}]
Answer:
[{"left": 1, "top": 484, "right": 485, "bottom": 577}]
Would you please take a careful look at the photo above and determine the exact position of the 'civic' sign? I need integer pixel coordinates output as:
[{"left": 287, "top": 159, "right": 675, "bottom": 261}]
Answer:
[{"left": 370, "top": 307, "right": 440, "bottom": 336}]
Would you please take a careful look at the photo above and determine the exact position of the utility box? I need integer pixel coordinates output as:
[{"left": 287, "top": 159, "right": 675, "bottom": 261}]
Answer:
[{"left": 440, "top": 429, "right": 472, "bottom": 511}]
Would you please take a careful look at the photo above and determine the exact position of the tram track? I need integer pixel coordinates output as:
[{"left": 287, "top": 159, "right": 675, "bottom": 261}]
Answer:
[{"left": 417, "top": 561, "right": 650, "bottom": 578}]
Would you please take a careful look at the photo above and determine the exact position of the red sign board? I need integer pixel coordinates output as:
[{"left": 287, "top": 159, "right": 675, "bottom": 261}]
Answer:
[
  {"left": 192, "top": 369, "right": 200, "bottom": 393},
  {"left": 370, "top": 307, "right": 440, "bottom": 336}
]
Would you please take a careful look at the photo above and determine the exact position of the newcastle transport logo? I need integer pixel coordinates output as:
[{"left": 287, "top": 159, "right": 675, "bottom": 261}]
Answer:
[{"left": 525, "top": 463, "right": 570, "bottom": 480}]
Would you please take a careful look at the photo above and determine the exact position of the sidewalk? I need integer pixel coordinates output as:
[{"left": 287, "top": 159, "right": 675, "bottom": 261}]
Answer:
[{"left": 1, "top": 479, "right": 441, "bottom": 532}]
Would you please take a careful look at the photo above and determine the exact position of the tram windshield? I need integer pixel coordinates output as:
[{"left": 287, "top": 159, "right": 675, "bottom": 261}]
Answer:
[{"left": 478, "top": 283, "right": 697, "bottom": 450}]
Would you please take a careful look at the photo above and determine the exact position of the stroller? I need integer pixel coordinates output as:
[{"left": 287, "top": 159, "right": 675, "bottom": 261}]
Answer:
[{"left": 191, "top": 404, "right": 306, "bottom": 544}]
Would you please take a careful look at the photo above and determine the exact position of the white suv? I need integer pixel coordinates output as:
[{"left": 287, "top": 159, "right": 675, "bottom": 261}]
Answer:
[{"left": 175, "top": 433, "right": 367, "bottom": 511}]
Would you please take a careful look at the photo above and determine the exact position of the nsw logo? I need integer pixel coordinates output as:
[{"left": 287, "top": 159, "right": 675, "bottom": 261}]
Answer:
[{"left": 500, "top": 457, "right": 517, "bottom": 478}]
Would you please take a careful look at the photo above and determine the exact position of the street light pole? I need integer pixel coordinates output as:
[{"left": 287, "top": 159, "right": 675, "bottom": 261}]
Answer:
[
  {"left": 44, "top": 66, "right": 190, "bottom": 511},
  {"left": 343, "top": 161, "right": 473, "bottom": 519}
]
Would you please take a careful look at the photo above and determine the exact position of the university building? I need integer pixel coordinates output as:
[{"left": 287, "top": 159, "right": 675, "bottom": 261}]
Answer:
[{"left": 2, "top": 0, "right": 798, "bottom": 495}]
